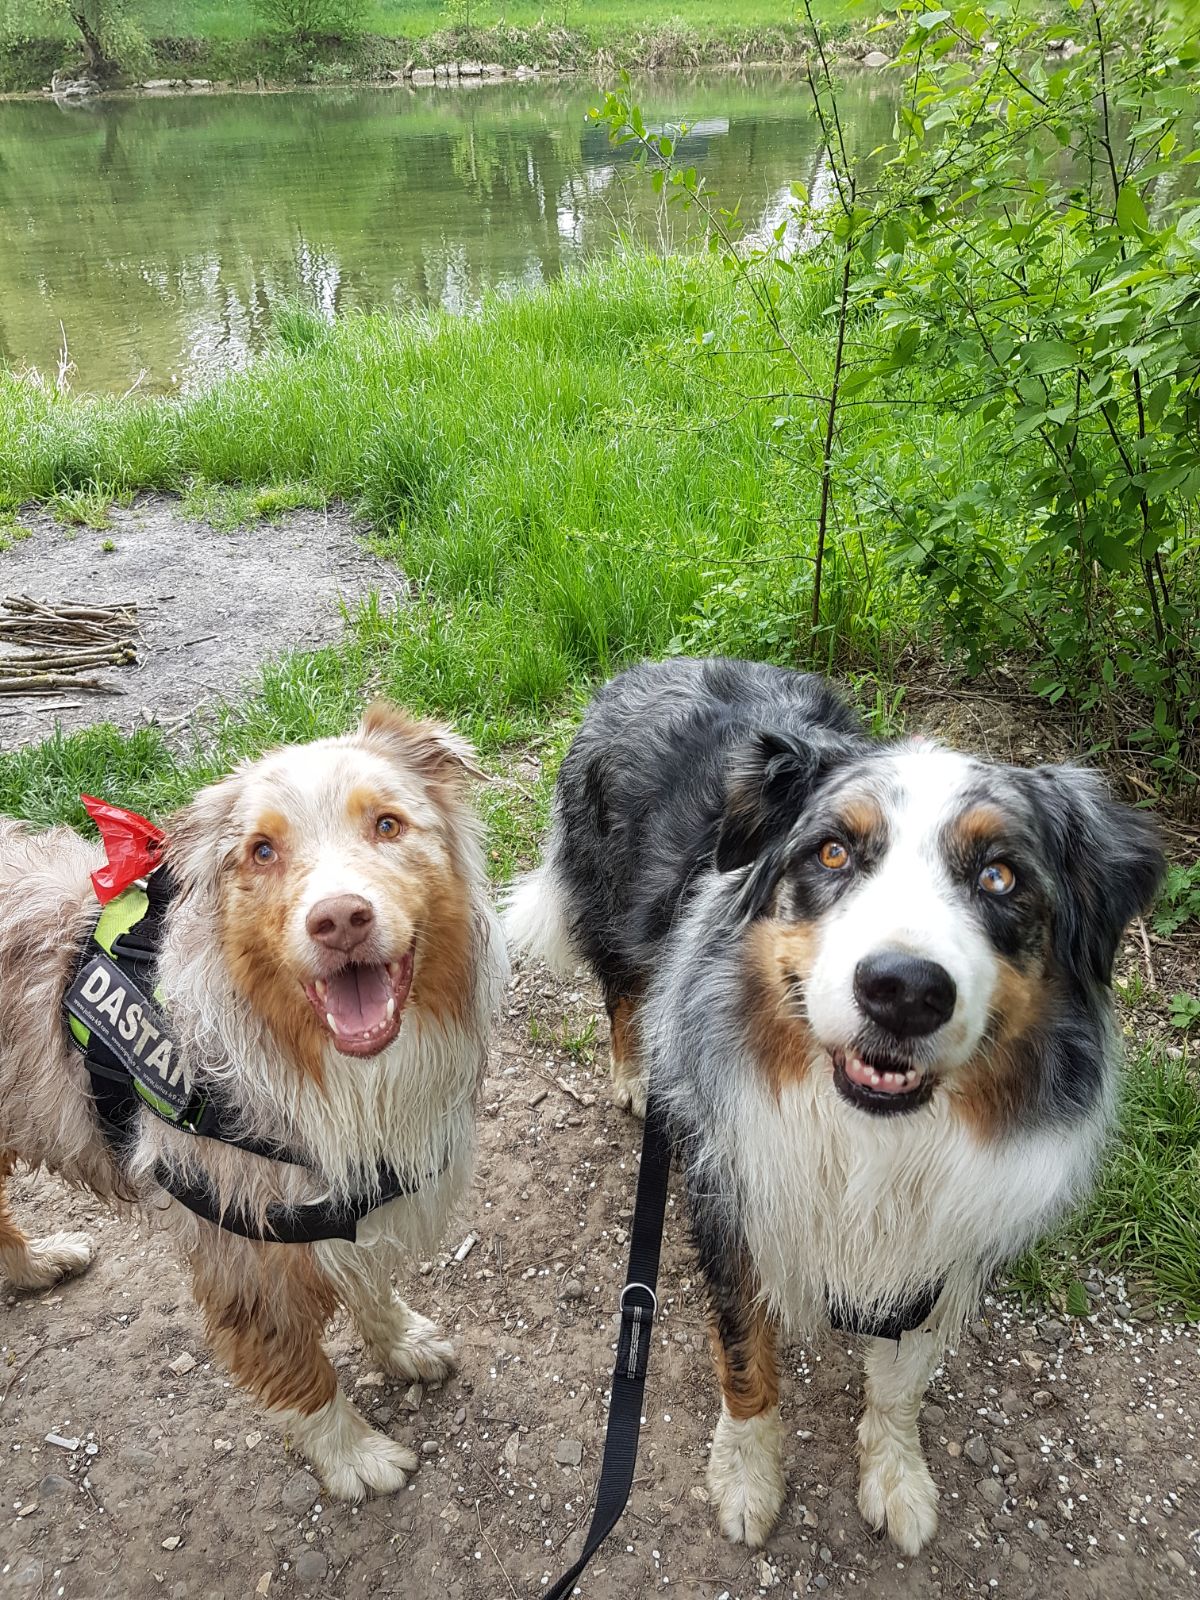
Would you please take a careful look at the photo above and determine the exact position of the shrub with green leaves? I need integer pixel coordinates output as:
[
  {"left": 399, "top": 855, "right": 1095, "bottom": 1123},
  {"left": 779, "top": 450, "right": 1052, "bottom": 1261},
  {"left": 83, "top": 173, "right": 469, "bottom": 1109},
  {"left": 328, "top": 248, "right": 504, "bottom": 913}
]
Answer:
[
  {"left": 594, "top": 0, "right": 1200, "bottom": 788},
  {"left": 249, "top": 0, "right": 368, "bottom": 41},
  {"left": 865, "top": 0, "right": 1200, "bottom": 780},
  {"left": 0, "top": 0, "right": 149, "bottom": 76}
]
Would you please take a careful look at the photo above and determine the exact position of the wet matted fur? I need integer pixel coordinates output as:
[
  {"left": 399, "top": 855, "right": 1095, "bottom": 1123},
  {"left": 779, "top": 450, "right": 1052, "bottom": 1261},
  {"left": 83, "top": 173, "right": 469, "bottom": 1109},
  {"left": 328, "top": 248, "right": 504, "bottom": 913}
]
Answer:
[
  {"left": 0, "top": 703, "right": 507, "bottom": 1500},
  {"left": 506, "top": 656, "right": 1164, "bottom": 1554}
]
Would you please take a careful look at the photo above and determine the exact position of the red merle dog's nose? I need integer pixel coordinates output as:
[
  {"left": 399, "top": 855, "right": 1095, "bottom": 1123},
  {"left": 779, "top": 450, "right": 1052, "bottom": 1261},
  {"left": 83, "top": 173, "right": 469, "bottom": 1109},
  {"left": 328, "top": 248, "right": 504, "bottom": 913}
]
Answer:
[
  {"left": 853, "top": 950, "right": 956, "bottom": 1037},
  {"left": 306, "top": 894, "right": 375, "bottom": 954}
]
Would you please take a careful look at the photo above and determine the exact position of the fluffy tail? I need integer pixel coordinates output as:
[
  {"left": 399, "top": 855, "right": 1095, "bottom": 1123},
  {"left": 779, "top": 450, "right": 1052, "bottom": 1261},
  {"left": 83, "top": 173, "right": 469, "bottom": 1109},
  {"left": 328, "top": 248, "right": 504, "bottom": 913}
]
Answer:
[{"left": 501, "top": 862, "right": 580, "bottom": 975}]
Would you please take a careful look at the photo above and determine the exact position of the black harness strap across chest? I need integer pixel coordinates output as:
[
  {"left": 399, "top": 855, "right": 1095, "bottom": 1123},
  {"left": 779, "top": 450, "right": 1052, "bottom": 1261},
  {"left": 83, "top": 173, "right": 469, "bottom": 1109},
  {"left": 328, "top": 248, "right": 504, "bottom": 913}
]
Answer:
[{"left": 67, "top": 868, "right": 430, "bottom": 1245}]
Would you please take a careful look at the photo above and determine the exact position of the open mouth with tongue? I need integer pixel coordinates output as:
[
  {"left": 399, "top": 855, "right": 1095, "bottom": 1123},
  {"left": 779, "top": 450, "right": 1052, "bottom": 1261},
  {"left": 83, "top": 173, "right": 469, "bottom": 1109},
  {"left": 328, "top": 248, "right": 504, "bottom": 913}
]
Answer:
[
  {"left": 831, "top": 1046, "right": 934, "bottom": 1116},
  {"left": 304, "top": 948, "right": 414, "bottom": 1058}
]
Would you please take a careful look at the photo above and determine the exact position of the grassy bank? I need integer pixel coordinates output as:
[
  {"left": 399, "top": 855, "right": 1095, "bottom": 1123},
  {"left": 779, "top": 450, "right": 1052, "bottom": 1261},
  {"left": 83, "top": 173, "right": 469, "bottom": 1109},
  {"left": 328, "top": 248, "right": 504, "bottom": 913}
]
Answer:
[
  {"left": 1, "top": 244, "right": 1194, "bottom": 776},
  {"left": 0, "top": 1, "right": 871, "bottom": 92},
  {"left": 0, "top": 252, "right": 974, "bottom": 732}
]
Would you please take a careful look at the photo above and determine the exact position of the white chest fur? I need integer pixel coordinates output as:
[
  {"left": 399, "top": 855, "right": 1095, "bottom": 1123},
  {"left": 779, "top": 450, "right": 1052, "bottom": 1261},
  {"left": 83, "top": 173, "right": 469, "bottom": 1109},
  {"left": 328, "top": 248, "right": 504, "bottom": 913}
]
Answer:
[{"left": 721, "top": 1056, "right": 1103, "bottom": 1336}]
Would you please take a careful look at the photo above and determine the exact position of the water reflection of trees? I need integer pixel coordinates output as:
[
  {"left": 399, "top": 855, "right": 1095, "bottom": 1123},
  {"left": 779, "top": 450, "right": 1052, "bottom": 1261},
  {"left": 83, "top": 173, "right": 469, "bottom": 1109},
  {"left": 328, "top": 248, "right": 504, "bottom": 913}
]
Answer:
[{"left": 0, "top": 77, "right": 898, "bottom": 391}]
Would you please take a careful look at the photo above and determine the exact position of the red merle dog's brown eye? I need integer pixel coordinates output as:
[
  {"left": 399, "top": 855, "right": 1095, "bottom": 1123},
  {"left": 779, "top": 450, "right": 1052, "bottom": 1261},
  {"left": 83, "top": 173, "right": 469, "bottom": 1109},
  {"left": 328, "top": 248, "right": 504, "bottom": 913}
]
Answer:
[
  {"left": 818, "top": 840, "right": 851, "bottom": 871},
  {"left": 252, "top": 840, "right": 276, "bottom": 865},
  {"left": 978, "top": 861, "right": 1015, "bottom": 895},
  {"left": 376, "top": 815, "right": 404, "bottom": 839}
]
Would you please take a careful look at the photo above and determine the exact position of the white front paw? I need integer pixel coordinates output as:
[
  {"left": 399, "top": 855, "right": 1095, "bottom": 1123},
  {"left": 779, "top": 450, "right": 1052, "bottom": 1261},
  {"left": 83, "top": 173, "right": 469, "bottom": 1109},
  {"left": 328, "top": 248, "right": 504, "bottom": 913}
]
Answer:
[
  {"left": 286, "top": 1391, "right": 418, "bottom": 1503},
  {"left": 858, "top": 1439, "right": 938, "bottom": 1554},
  {"left": 379, "top": 1309, "right": 456, "bottom": 1384},
  {"left": 706, "top": 1405, "right": 785, "bottom": 1548},
  {"left": 611, "top": 1066, "right": 647, "bottom": 1120},
  {"left": 2, "top": 1230, "right": 95, "bottom": 1291},
  {"left": 321, "top": 1430, "right": 418, "bottom": 1502}
]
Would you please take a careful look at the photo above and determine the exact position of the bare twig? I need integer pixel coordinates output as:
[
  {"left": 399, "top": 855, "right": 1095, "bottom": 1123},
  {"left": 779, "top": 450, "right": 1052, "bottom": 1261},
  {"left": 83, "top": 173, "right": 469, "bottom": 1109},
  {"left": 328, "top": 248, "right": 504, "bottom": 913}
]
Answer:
[
  {"left": 0, "top": 596, "right": 143, "bottom": 695},
  {"left": 1135, "top": 917, "right": 1156, "bottom": 989},
  {"left": 475, "top": 1502, "right": 519, "bottom": 1600}
]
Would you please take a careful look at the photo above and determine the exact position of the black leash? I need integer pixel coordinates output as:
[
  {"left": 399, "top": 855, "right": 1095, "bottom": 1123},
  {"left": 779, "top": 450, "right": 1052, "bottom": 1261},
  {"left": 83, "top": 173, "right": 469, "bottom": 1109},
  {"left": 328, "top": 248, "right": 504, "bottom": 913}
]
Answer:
[{"left": 543, "top": 1094, "right": 672, "bottom": 1600}]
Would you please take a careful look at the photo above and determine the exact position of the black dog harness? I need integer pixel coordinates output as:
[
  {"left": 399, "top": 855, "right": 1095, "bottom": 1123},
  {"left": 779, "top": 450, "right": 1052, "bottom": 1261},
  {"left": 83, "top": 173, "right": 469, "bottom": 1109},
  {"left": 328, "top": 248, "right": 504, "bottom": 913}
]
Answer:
[{"left": 64, "top": 866, "right": 428, "bottom": 1244}]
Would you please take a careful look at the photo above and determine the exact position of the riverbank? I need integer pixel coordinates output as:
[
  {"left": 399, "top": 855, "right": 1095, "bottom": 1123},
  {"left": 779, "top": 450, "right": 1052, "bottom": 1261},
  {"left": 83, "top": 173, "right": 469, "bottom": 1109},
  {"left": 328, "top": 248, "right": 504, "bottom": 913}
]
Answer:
[
  {"left": 1, "top": 245, "right": 1195, "bottom": 798},
  {"left": 0, "top": 10, "right": 886, "bottom": 96}
]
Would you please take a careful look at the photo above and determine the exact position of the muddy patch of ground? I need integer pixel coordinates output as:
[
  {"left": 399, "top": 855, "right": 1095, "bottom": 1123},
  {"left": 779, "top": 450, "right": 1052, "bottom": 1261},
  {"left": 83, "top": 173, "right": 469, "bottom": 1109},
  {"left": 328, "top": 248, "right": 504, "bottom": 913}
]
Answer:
[
  {"left": 4, "top": 952, "right": 1198, "bottom": 1600},
  {"left": 0, "top": 497, "right": 398, "bottom": 750}
]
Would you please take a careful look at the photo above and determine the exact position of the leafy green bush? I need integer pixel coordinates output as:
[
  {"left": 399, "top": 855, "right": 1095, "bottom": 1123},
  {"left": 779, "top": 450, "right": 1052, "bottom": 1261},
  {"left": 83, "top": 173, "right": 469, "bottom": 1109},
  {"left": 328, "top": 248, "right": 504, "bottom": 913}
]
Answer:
[
  {"left": 249, "top": 0, "right": 368, "bottom": 41},
  {"left": 0, "top": 0, "right": 150, "bottom": 76},
  {"left": 1153, "top": 862, "right": 1200, "bottom": 936},
  {"left": 867, "top": 0, "right": 1199, "bottom": 781},
  {"left": 594, "top": 0, "right": 1200, "bottom": 789}
]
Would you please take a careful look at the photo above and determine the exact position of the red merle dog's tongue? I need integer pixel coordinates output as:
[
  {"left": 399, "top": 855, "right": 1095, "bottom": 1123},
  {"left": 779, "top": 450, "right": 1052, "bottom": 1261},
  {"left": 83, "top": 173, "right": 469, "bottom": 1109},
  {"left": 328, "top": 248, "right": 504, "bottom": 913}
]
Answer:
[
  {"left": 307, "top": 950, "right": 414, "bottom": 1056},
  {"left": 325, "top": 964, "right": 393, "bottom": 1038}
]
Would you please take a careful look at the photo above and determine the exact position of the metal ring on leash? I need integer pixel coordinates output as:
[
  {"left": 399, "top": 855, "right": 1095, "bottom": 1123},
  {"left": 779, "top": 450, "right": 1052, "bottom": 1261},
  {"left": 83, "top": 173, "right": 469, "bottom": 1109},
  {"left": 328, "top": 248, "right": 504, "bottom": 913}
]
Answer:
[{"left": 619, "top": 1280, "right": 658, "bottom": 1316}]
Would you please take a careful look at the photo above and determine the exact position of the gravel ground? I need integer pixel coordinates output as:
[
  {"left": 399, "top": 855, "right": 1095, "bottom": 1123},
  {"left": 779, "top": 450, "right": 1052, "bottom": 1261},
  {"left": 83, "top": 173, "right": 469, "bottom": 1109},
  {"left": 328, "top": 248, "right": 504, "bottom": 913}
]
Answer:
[
  {"left": 3, "top": 958, "right": 1198, "bottom": 1600},
  {"left": 0, "top": 497, "right": 397, "bottom": 750}
]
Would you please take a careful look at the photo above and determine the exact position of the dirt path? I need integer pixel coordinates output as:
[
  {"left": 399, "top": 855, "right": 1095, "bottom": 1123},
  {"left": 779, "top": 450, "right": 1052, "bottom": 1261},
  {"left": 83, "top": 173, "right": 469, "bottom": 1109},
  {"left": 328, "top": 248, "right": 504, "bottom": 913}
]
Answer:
[
  {"left": 0, "top": 497, "right": 397, "bottom": 750},
  {"left": 1, "top": 510, "right": 1196, "bottom": 1597},
  {"left": 4, "top": 954, "right": 1198, "bottom": 1600}
]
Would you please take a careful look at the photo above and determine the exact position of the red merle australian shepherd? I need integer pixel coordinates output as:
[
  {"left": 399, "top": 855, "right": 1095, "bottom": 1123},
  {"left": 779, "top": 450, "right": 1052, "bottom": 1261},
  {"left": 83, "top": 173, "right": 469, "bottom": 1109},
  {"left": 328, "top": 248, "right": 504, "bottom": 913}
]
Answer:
[{"left": 506, "top": 656, "right": 1163, "bottom": 1555}]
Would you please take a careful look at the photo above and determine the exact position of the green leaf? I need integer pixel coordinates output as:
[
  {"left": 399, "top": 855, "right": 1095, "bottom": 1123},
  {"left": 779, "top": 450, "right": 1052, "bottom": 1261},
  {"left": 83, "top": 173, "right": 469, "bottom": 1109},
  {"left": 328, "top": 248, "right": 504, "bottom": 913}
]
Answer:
[
  {"left": 1066, "top": 1280, "right": 1090, "bottom": 1318},
  {"left": 1115, "top": 185, "right": 1150, "bottom": 236},
  {"left": 915, "top": 9, "right": 951, "bottom": 28},
  {"left": 1019, "top": 339, "right": 1076, "bottom": 375}
]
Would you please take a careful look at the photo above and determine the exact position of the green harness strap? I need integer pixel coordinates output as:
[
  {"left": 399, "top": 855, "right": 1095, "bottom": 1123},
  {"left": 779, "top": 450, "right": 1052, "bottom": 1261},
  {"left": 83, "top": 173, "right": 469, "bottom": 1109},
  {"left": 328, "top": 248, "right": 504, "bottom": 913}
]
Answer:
[{"left": 67, "top": 885, "right": 153, "bottom": 1050}]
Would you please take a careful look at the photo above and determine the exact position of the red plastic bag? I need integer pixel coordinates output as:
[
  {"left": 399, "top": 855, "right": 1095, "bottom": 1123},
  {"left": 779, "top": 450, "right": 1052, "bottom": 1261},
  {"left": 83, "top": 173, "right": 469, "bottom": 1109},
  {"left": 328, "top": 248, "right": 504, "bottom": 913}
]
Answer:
[{"left": 81, "top": 795, "right": 166, "bottom": 905}]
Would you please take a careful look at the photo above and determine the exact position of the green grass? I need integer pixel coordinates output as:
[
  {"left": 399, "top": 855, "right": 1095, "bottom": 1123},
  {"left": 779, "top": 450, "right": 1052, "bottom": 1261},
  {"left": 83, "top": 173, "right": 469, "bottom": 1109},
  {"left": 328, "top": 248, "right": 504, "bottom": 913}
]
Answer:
[
  {"left": 46, "top": 479, "right": 127, "bottom": 531},
  {"left": 180, "top": 476, "right": 328, "bottom": 532},
  {"left": 1, "top": 253, "right": 914, "bottom": 690},
  {"left": 1010, "top": 1047, "right": 1200, "bottom": 1320},
  {"left": 1, "top": 0, "right": 873, "bottom": 90},
  {"left": 131, "top": 1, "right": 864, "bottom": 42}
]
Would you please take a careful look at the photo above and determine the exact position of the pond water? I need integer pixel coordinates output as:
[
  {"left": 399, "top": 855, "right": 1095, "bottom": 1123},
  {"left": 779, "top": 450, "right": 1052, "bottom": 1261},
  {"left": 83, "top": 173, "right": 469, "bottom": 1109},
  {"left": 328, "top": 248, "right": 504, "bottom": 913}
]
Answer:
[{"left": 0, "top": 71, "right": 897, "bottom": 394}]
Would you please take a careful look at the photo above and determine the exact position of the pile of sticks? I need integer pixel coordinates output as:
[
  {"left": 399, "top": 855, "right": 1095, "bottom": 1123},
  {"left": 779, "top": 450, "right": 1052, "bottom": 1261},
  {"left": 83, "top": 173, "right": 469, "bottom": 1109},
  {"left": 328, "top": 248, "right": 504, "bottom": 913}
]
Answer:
[{"left": 0, "top": 595, "right": 140, "bottom": 696}]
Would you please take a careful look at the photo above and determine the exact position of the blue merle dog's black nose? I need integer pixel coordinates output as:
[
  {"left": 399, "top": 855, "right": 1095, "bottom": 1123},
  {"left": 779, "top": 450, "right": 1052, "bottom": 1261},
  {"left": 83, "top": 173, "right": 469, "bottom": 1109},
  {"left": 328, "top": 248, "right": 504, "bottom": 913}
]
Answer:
[{"left": 853, "top": 951, "right": 957, "bottom": 1038}]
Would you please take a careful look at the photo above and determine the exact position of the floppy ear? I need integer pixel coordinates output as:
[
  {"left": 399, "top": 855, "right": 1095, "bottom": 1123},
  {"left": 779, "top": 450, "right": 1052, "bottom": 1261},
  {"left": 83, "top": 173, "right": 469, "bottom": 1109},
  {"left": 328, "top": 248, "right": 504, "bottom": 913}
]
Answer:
[
  {"left": 714, "top": 730, "right": 838, "bottom": 874},
  {"left": 1024, "top": 765, "right": 1165, "bottom": 985},
  {"left": 359, "top": 700, "right": 486, "bottom": 787},
  {"left": 164, "top": 772, "right": 246, "bottom": 902}
]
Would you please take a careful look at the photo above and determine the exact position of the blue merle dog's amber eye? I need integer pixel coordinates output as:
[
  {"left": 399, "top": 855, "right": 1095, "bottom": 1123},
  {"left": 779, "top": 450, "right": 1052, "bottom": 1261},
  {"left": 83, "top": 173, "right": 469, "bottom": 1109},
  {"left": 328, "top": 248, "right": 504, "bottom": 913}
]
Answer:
[
  {"left": 818, "top": 840, "right": 851, "bottom": 871},
  {"left": 978, "top": 861, "right": 1015, "bottom": 895}
]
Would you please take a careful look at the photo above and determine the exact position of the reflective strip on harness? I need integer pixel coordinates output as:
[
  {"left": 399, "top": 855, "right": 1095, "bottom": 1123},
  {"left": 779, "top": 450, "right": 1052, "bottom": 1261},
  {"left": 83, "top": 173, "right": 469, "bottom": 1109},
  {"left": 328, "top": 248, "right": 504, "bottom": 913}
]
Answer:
[{"left": 65, "top": 951, "right": 188, "bottom": 1119}]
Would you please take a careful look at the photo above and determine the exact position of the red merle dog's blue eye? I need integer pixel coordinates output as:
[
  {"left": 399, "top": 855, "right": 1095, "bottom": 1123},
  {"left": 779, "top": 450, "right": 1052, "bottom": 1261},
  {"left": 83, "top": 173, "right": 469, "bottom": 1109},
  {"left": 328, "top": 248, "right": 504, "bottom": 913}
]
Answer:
[{"left": 253, "top": 841, "right": 276, "bottom": 865}]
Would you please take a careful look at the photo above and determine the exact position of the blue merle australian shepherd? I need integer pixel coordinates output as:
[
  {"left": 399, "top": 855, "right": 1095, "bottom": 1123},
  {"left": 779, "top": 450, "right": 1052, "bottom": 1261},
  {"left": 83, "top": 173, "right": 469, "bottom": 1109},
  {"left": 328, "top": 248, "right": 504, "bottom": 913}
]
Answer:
[{"left": 505, "top": 656, "right": 1163, "bottom": 1555}]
